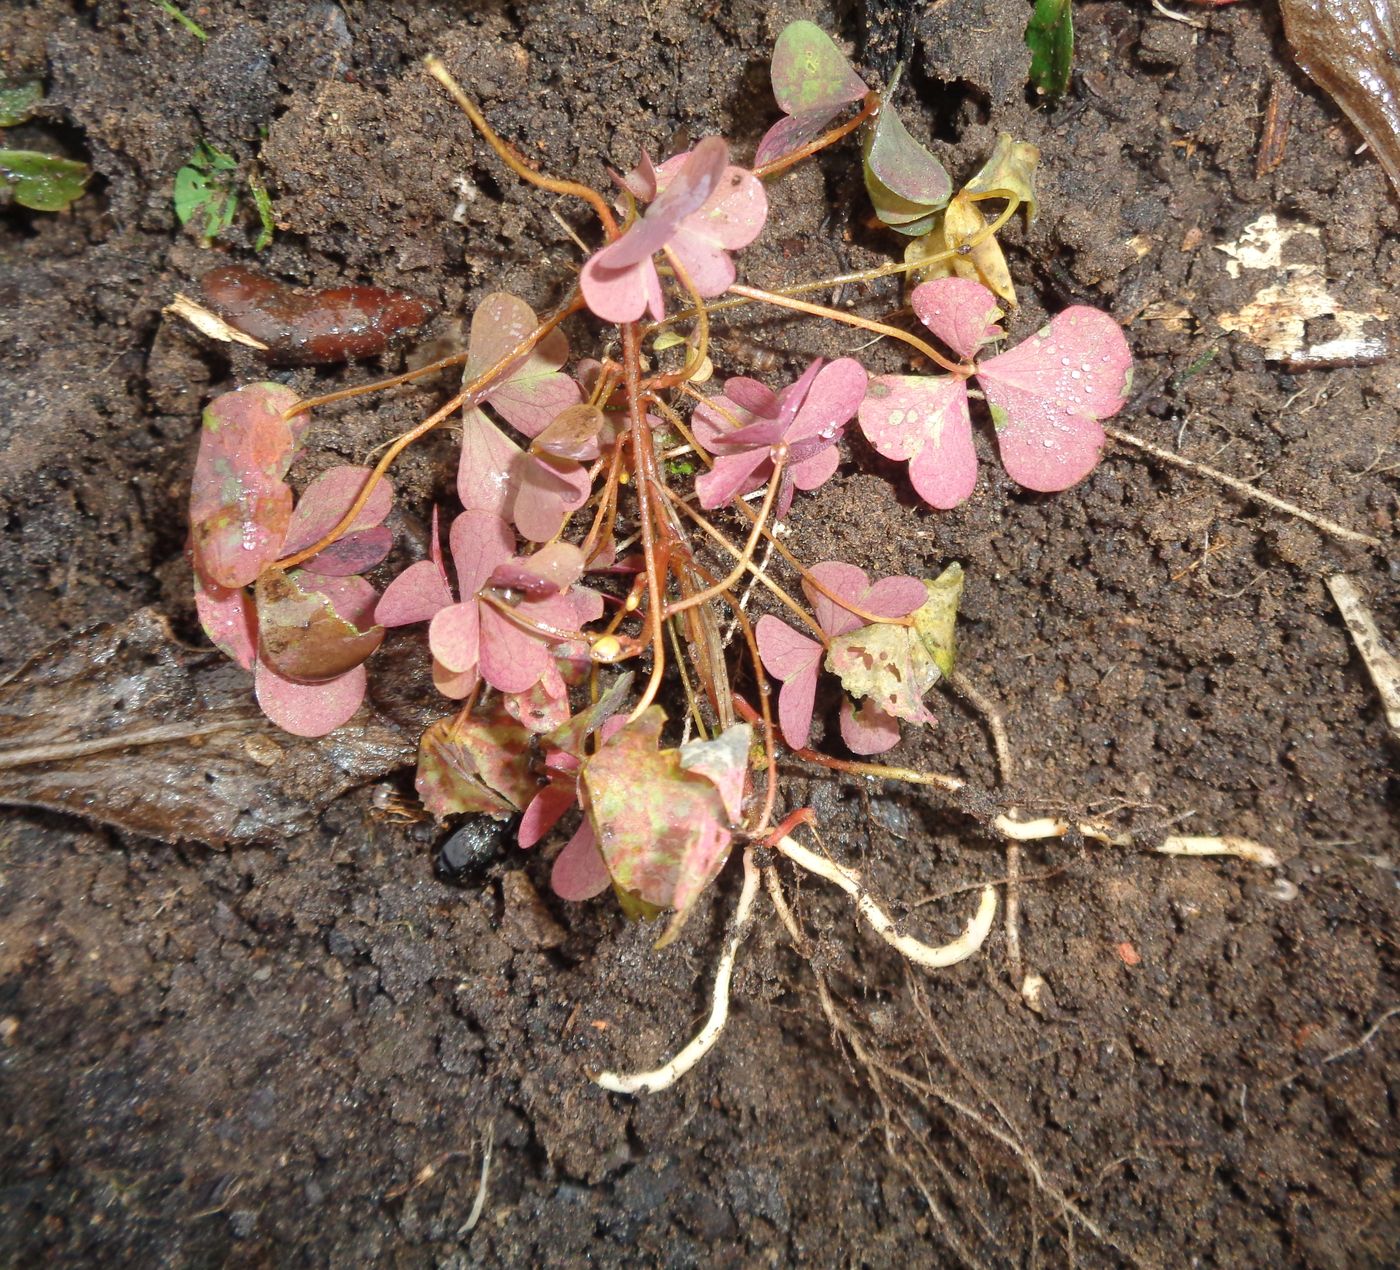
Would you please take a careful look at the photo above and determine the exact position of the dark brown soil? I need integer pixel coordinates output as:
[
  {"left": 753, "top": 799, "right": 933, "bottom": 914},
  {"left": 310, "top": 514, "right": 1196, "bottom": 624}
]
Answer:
[{"left": 2, "top": 1, "right": 1398, "bottom": 1265}]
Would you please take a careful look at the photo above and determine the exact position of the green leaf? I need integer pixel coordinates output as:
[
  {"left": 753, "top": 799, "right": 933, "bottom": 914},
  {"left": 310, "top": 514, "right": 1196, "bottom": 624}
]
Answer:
[
  {"left": 0, "top": 83, "right": 42, "bottom": 128},
  {"left": 0, "top": 149, "right": 89, "bottom": 212},
  {"left": 862, "top": 105, "right": 951, "bottom": 236},
  {"left": 1026, "top": 0, "right": 1074, "bottom": 100},
  {"left": 770, "top": 21, "right": 868, "bottom": 117},
  {"left": 912, "top": 564, "right": 963, "bottom": 678},
  {"left": 962, "top": 132, "right": 1040, "bottom": 224},
  {"left": 248, "top": 171, "right": 275, "bottom": 252},
  {"left": 174, "top": 141, "right": 239, "bottom": 243}
]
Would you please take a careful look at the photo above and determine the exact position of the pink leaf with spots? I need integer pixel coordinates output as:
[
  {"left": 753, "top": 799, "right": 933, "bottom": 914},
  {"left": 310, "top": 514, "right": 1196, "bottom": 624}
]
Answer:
[
  {"left": 415, "top": 705, "right": 537, "bottom": 820},
  {"left": 755, "top": 614, "right": 824, "bottom": 751},
  {"left": 857, "top": 374, "right": 977, "bottom": 510},
  {"left": 975, "top": 306, "right": 1131, "bottom": 493},
  {"left": 579, "top": 708, "right": 743, "bottom": 942},
  {"left": 189, "top": 382, "right": 306, "bottom": 588},
  {"left": 911, "top": 278, "right": 1004, "bottom": 361}
]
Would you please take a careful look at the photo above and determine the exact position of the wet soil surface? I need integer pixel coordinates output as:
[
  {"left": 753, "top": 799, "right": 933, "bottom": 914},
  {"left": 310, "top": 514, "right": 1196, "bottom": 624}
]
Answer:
[{"left": 2, "top": 1, "right": 1398, "bottom": 1265}]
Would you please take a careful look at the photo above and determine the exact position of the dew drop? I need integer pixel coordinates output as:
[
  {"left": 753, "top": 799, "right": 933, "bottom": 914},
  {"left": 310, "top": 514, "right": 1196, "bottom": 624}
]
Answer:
[
  {"left": 1042, "top": 438, "right": 1054, "bottom": 448},
  {"left": 1070, "top": 370, "right": 1081, "bottom": 380},
  {"left": 1064, "top": 406, "right": 1076, "bottom": 416},
  {"left": 1060, "top": 356, "right": 1070, "bottom": 366}
]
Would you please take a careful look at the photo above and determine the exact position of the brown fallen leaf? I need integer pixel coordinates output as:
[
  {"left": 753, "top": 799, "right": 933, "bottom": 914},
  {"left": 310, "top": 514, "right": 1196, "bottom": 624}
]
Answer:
[{"left": 0, "top": 608, "right": 414, "bottom": 845}]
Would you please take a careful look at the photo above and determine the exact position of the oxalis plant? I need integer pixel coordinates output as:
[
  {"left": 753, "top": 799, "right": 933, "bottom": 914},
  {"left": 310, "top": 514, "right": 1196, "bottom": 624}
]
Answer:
[{"left": 187, "top": 22, "right": 1295, "bottom": 1096}]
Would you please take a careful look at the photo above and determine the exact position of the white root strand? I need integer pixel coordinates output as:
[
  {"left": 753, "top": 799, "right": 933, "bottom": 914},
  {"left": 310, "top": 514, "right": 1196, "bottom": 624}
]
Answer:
[
  {"left": 774, "top": 835, "right": 997, "bottom": 969},
  {"left": 1156, "top": 835, "right": 1280, "bottom": 866},
  {"left": 594, "top": 849, "right": 760, "bottom": 1095},
  {"left": 1327, "top": 574, "right": 1400, "bottom": 738}
]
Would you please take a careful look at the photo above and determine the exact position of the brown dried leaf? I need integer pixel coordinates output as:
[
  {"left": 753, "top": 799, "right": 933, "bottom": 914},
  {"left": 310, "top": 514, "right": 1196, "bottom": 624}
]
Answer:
[{"left": 0, "top": 608, "right": 412, "bottom": 845}]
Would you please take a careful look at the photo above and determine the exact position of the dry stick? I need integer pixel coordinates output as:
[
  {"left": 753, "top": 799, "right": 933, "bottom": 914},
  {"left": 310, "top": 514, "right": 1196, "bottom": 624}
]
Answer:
[
  {"left": 1104, "top": 426, "right": 1385, "bottom": 551},
  {"left": 774, "top": 834, "right": 998, "bottom": 969},
  {"left": 288, "top": 347, "right": 473, "bottom": 418},
  {"left": 594, "top": 849, "right": 761, "bottom": 1094},
  {"left": 0, "top": 717, "right": 265, "bottom": 768},
  {"left": 1327, "top": 574, "right": 1400, "bottom": 737}
]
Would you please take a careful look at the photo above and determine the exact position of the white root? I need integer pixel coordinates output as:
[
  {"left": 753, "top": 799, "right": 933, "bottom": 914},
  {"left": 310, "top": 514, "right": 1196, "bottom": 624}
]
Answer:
[
  {"left": 594, "top": 849, "right": 760, "bottom": 1095},
  {"left": 1327, "top": 574, "right": 1400, "bottom": 738},
  {"left": 163, "top": 293, "right": 271, "bottom": 351},
  {"left": 1156, "top": 835, "right": 1280, "bottom": 866},
  {"left": 774, "top": 835, "right": 997, "bottom": 970}
]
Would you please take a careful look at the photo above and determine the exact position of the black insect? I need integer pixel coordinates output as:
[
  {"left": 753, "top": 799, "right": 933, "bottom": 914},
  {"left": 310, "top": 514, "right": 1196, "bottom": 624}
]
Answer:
[{"left": 434, "top": 815, "right": 515, "bottom": 885}]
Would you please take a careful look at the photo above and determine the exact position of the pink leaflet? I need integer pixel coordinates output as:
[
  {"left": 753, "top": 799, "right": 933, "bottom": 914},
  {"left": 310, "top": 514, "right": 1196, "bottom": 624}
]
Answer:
[
  {"left": 189, "top": 382, "right": 304, "bottom": 589},
  {"left": 755, "top": 107, "right": 843, "bottom": 168},
  {"left": 432, "top": 658, "right": 479, "bottom": 700},
  {"left": 517, "top": 782, "right": 576, "bottom": 849},
  {"left": 376, "top": 558, "right": 453, "bottom": 628},
  {"left": 449, "top": 510, "right": 515, "bottom": 599},
  {"left": 458, "top": 408, "right": 525, "bottom": 520},
  {"left": 579, "top": 254, "right": 665, "bottom": 325},
  {"left": 491, "top": 540, "right": 585, "bottom": 598},
  {"left": 976, "top": 306, "right": 1130, "bottom": 493},
  {"left": 429, "top": 601, "right": 481, "bottom": 676},
  {"left": 857, "top": 375, "right": 977, "bottom": 510},
  {"left": 694, "top": 446, "right": 769, "bottom": 509},
  {"left": 755, "top": 614, "right": 823, "bottom": 751},
  {"left": 551, "top": 820, "right": 612, "bottom": 901},
  {"left": 513, "top": 454, "right": 591, "bottom": 543},
  {"left": 193, "top": 571, "right": 257, "bottom": 671},
  {"left": 802, "top": 561, "right": 925, "bottom": 638},
  {"left": 304, "top": 527, "right": 393, "bottom": 576},
  {"left": 254, "top": 660, "right": 366, "bottom": 738},
  {"left": 783, "top": 357, "right": 866, "bottom": 466},
  {"left": 840, "top": 697, "right": 901, "bottom": 756},
  {"left": 280, "top": 465, "right": 393, "bottom": 557},
  {"left": 464, "top": 293, "right": 581, "bottom": 438},
  {"left": 911, "top": 278, "right": 1004, "bottom": 361}
]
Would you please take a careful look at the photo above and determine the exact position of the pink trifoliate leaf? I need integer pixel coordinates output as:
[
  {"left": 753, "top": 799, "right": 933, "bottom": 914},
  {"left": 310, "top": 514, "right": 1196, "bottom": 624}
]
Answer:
[
  {"left": 857, "top": 375, "right": 977, "bottom": 510},
  {"left": 755, "top": 614, "right": 823, "bottom": 751},
  {"left": 975, "top": 307, "right": 1131, "bottom": 493},
  {"left": 428, "top": 601, "right": 481, "bottom": 676},
  {"left": 465, "top": 293, "right": 581, "bottom": 437},
  {"left": 415, "top": 706, "right": 537, "bottom": 820},
  {"left": 189, "top": 382, "right": 305, "bottom": 589},
  {"left": 678, "top": 723, "right": 753, "bottom": 826},
  {"left": 255, "top": 660, "right": 366, "bottom": 738},
  {"left": 802, "top": 561, "right": 925, "bottom": 639},
  {"left": 376, "top": 558, "right": 454, "bottom": 628},
  {"left": 839, "top": 697, "right": 902, "bottom": 755},
  {"left": 280, "top": 465, "right": 393, "bottom": 557},
  {"left": 911, "top": 278, "right": 1005, "bottom": 361},
  {"left": 755, "top": 21, "right": 868, "bottom": 167},
  {"left": 193, "top": 569, "right": 257, "bottom": 671},
  {"left": 659, "top": 157, "right": 769, "bottom": 296},
  {"left": 551, "top": 820, "right": 612, "bottom": 901},
  {"left": 255, "top": 570, "right": 383, "bottom": 682},
  {"left": 458, "top": 408, "right": 526, "bottom": 519},
  {"left": 579, "top": 707, "right": 737, "bottom": 942},
  {"left": 513, "top": 454, "right": 591, "bottom": 543}
]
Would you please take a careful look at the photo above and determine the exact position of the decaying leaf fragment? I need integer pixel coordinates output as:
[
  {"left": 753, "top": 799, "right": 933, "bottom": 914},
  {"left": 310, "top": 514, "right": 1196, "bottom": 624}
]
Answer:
[{"left": 0, "top": 609, "right": 412, "bottom": 845}]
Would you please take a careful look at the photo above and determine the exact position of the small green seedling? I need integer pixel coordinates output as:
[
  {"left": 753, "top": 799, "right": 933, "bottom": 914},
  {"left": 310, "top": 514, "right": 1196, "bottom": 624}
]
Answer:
[
  {"left": 1026, "top": 0, "right": 1074, "bottom": 99},
  {"left": 174, "top": 141, "right": 240, "bottom": 243},
  {"left": 0, "top": 83, "right": 90, "bottom": 212}
]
